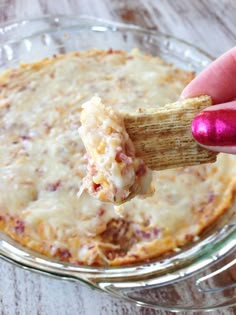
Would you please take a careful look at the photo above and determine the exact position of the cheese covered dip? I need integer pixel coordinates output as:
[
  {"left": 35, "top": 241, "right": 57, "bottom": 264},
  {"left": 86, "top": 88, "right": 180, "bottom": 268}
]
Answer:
[
  {"left": 0, "top": 49, "right": 235, "bottom": 266},
  {"left": 79, "top": 96, "right": 152, "bottom": 205}
]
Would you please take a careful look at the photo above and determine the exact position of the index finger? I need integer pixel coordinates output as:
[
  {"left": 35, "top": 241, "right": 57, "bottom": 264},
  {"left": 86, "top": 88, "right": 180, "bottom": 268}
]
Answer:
[{"left": 181, "top": 46, "right": 236, "bottom": 104}]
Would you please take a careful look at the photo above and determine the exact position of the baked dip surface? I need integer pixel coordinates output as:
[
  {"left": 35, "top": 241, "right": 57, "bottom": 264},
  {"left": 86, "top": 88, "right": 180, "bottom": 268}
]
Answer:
[{"left": 0, "top": 49, "right": 235, "bottom": 266}]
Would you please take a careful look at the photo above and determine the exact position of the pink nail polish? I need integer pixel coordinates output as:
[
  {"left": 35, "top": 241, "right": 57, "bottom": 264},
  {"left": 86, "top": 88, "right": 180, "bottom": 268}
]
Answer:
[{"left": 192, "top": 109, "right": 236, "bottom": 146}]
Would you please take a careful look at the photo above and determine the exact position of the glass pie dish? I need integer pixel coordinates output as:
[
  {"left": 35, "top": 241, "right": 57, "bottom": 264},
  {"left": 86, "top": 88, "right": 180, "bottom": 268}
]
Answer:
[{"left": 0, "top": 15, "right": 235, "bottom": 312}]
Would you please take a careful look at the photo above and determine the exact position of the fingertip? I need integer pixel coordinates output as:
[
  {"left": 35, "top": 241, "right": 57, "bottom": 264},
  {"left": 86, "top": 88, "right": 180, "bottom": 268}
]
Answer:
[
  {"left": 179, "top": 87, "right": 192, "bottom": 100},
  {"left": 191, "top": 100, "right": 236, "bottom": 153},
  {"left": 193, "top": 143, "right": 236, "bottom": 155},
  {"left": 180, "top": 46, "right": 236, "bottom": 104}
]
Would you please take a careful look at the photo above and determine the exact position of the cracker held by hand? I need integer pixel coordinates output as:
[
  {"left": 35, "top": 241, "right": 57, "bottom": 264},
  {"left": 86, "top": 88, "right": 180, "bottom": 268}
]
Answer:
[{"left": 124, "top": 96, "right": 217, "bottom": 170}]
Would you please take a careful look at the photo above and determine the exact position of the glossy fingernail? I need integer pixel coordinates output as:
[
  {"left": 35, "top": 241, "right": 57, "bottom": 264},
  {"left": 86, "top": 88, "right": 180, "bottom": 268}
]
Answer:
[{"left": 192, "top": 109, "right": 236, "bottom": 146}]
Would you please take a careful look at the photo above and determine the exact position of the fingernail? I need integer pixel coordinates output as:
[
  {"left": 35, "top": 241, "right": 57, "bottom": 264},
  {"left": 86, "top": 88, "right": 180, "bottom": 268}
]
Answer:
[
  {"left": 192, "top": 109, "right": 236, "bottom": 146},
  {"left": 178, "top": 95, "right": 185, "bottom": 101}
]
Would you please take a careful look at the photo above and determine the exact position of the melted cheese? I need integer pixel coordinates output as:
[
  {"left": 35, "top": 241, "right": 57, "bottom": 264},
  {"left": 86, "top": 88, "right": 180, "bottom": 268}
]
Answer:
[
  {"left": 0, "top": 49, "right": 235, "bottom": 266},
  {"left": 79, "top": 96, "right": 152, "bottom": 204}
]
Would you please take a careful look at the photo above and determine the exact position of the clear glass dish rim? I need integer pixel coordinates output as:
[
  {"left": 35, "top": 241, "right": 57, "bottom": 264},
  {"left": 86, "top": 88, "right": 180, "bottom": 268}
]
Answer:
[
  {"left": 0, "top": 15, "right": 235, "bottom": 310},
  {"left": 0, "top": 14, "right": 216, "bottom": 60}
]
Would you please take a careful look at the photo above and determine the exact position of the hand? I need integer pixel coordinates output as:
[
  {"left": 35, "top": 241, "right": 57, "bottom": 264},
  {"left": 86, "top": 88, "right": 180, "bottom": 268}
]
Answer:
[{"left": 181, "top": 46, "right": 236, "bottom": 154}]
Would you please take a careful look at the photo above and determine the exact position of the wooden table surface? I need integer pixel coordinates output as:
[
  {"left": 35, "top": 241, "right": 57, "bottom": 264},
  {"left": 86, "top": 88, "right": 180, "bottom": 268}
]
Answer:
[{"left": 0, "top": 0, "right": 235, "bottom": 314}]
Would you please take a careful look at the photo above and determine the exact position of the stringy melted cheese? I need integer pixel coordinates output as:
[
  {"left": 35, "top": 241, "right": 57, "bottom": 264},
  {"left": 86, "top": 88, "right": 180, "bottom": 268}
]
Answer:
[
  {"left": 79, "top": 96, "right": 152, "bottom": 205},
  {"left": 0, "top": 49, "right": 235, "bottom": 266}
]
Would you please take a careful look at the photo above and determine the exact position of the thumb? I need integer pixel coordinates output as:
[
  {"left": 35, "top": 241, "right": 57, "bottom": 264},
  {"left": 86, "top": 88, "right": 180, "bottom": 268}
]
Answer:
[{"left": 192, "top": 101, "right": 236, "bottom": 154}]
